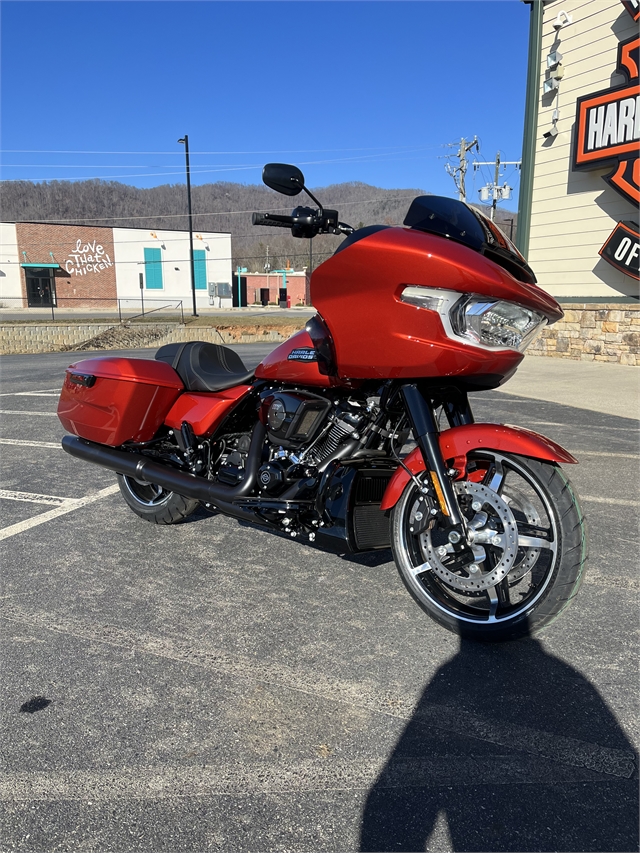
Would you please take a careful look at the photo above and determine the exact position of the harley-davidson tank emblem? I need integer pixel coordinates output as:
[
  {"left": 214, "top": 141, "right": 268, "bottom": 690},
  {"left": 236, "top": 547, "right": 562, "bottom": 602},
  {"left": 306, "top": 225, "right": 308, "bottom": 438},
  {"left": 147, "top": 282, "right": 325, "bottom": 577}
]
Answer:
[{"left": 287, "top": 347, "right": 317, "bottom": 362}]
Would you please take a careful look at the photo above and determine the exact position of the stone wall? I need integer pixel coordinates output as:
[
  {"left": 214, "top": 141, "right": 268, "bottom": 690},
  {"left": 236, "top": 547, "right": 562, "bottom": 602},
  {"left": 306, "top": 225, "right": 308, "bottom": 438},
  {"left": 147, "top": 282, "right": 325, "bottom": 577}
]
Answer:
[
  {"left": 1, "top": 323, "right": 116, "bottom": 354},
  {"left": 0, "top": 322, "right": 295, "bottom": 355},
  {"left": 528, "top": 304, "right": 639, "bottom": 366}
]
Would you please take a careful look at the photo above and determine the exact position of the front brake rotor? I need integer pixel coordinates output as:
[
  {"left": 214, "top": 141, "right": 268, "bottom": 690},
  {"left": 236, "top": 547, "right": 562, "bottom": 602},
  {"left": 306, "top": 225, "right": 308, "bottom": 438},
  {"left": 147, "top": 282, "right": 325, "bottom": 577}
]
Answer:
[
  {"left": 503, "top": 488, "right": 541, "bottom": 583},
  {"left": 420, "top": 481, "right": 519, "bottom": 591}
]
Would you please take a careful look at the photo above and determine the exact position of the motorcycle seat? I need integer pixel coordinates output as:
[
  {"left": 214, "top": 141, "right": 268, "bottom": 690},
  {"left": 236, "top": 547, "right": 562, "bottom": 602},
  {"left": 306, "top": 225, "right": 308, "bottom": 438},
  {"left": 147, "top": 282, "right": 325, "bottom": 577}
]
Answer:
[{"left": 155, "top": 341, "right": 255, "bottom": 392}]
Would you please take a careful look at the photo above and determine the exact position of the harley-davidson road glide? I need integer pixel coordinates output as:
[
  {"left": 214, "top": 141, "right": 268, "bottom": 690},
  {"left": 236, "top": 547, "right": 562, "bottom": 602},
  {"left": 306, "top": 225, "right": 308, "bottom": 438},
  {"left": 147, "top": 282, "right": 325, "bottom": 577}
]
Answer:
[{"left": 58, "top": 163, "right": 588, "bottom": 641}]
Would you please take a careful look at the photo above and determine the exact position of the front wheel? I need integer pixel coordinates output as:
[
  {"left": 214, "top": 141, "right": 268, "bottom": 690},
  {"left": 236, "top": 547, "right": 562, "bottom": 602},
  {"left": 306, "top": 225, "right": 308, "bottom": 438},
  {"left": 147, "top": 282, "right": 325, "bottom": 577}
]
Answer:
[
  {"left": 117, "top": 474, "right": 200, "bottom": 524},
  {"left": 391, "top": 452, "right": 588, "bottom": 641}
]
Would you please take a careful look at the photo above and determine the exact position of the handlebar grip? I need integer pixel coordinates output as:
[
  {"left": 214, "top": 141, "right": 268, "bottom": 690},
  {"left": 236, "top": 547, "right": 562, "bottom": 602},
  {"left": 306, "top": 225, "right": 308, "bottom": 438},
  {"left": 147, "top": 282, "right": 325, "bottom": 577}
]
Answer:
[{"left": 252, "top": 212, "right": 293, "bottom": 228}]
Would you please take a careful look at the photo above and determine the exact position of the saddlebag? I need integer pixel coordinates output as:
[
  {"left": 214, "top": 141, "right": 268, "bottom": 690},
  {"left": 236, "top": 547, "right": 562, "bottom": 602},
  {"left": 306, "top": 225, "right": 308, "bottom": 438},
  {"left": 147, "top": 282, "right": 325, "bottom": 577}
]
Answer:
[{"left": 58, "top": 356, "right": 184, "bottom": 446}]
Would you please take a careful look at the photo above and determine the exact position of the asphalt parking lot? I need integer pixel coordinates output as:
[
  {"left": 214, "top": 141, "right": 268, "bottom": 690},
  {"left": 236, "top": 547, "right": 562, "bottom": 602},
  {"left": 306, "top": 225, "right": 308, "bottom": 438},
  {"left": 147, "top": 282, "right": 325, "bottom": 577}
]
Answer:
[{"left": 1, "top": 346, "right": 638, "bottom": 852}]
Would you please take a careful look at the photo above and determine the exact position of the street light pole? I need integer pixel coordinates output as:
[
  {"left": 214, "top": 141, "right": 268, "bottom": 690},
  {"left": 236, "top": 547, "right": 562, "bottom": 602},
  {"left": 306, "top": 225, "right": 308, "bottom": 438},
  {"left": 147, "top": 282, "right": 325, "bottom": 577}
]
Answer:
[{"left": 178, "top": 135, "right": 198, "bottom": 317}]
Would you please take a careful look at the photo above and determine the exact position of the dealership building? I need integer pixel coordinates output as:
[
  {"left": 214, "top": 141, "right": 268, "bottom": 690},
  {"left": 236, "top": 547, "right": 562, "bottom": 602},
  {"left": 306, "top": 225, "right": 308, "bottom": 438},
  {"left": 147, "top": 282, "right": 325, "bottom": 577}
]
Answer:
[
  {"left": 0, "top": 222, "right": 232, "bottom": 311},
  {"left": 517, "top": 0, "right": 639, "bottom": 299}
]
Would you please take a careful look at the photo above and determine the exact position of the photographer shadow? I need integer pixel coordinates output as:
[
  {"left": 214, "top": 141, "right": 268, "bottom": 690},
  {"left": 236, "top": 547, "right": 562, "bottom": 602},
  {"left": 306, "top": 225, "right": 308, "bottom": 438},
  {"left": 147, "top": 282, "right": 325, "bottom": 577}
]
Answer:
[{"left": 360, "top": 636, "right": 638, "bottom": 852}]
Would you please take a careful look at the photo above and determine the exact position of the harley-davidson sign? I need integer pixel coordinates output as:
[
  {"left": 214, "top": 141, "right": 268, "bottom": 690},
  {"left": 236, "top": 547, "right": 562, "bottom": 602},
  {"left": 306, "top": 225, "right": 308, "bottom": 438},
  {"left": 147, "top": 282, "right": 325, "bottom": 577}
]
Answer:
[
  {"left": 571, "top": 4, "right": 639, "bottom": 282},
  {"left": 572, "top": 33, "right": 639, "bottom": 206},
  {"left": 599, "top": 221, "right": 640, "bottom": 281}
]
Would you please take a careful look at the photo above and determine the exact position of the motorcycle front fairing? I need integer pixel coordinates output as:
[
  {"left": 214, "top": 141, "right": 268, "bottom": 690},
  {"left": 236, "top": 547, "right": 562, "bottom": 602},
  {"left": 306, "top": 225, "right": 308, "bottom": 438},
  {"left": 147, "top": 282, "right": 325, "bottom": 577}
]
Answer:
[{"left": 310, "top": 226, "right": 561, "bottom": 386}]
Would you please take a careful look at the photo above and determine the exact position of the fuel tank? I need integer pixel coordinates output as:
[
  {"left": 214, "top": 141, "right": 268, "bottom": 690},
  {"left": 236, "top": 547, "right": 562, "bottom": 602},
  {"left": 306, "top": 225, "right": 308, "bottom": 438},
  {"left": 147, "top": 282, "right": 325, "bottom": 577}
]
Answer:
[
  {"left": 310, "top": 227, "right": 559, "bottom": 383},
  {"left": 255, "top": 329, "right": 355, "bottom": 388}
]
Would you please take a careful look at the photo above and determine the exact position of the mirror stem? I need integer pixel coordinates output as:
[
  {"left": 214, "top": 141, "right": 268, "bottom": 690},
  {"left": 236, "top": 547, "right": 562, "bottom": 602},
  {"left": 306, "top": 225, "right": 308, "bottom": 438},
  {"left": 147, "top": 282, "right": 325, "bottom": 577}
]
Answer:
[{"left": 300, "top": 183, "right": 323, "bottom": 215}]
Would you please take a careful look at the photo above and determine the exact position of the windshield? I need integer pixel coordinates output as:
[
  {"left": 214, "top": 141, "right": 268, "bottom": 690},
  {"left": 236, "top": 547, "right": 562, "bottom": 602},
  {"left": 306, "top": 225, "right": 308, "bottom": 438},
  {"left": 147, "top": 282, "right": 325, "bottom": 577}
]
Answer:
[{"left": 403, "top": 195, "right": 536, "bottom": 285}]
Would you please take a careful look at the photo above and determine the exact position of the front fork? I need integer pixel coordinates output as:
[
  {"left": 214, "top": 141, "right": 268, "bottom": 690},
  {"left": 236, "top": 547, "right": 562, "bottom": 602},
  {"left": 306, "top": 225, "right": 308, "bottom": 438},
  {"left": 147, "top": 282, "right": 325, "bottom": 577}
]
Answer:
[{"left": 400, "top": 384, "right": 472, "bottom": 556}]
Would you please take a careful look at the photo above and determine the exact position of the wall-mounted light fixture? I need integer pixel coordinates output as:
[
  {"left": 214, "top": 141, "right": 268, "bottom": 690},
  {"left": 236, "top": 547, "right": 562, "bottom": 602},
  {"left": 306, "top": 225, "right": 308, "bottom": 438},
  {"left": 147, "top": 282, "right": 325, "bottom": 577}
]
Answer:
[
  {"left": 552, "top": 10, "right": 572, "bottom": 30},
  {"left": 543, "top": 108, "right": 561, "bottom": 139},
  {"left": 547, "top": 50, "right": 563, "bottom": 68},
  {"left": 543, "top": 77, "right": 561, "bottom": 94}
]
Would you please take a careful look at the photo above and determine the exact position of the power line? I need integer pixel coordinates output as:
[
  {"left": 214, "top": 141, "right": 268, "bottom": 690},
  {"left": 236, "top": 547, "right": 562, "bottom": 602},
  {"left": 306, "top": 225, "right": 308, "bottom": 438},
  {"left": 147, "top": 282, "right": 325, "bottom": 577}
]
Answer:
[
  {"left": 0, "top": 144, "right": 441, "bottom": 155},
  {"left": 4, "top": 146, "right": 440, "bottom": 183},
  {"left": 3, "top": 192, "right": 419, "bottom": 225},
  {"left": 0, "top": 149, "right": 436, "bottom": 184}
]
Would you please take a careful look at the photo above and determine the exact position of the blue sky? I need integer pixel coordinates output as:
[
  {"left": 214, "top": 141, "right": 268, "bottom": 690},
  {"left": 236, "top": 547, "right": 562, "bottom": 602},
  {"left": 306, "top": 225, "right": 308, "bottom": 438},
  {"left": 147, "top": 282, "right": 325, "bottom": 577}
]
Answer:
[{"left": 1, "top": 1, "right": 529, "bottom": 209}]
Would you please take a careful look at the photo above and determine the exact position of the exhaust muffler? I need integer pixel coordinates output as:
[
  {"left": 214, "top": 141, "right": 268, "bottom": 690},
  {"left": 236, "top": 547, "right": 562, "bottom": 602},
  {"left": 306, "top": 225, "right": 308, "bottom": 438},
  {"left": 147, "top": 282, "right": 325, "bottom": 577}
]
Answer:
[{"left": 61, "top": 422, "right": 266, "bottom": 506}]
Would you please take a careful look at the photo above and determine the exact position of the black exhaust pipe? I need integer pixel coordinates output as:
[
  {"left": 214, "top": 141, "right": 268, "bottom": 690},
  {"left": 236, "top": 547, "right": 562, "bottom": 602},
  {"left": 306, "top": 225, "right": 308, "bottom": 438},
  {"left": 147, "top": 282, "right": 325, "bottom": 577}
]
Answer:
[{"left": 61, "top": 421, "right": 266, "bottom": 505}]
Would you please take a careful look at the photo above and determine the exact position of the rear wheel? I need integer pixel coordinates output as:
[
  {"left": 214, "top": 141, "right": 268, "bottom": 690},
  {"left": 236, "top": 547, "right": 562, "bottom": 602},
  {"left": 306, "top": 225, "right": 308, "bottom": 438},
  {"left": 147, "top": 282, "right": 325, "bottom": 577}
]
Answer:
[
  {"left": 117, "top": 474, "right": 200, "bottom": 524},
  {"left": 391, "top": 452, "right": 588, "bottom": 641}
]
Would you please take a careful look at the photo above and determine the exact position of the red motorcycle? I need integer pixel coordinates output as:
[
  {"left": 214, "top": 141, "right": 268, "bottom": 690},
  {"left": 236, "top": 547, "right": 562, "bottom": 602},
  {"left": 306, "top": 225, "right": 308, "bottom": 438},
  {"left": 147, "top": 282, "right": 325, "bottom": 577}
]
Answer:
[{"left": 58, "top": 163, "right": 587, "bottom": 641}]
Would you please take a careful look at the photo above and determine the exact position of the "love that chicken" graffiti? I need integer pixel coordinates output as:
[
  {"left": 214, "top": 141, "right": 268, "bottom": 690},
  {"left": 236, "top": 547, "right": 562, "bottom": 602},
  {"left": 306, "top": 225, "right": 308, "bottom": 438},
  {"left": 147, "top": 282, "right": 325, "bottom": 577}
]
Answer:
[{"left": 64, "top": 239, "right": 113, "bottom": 276}]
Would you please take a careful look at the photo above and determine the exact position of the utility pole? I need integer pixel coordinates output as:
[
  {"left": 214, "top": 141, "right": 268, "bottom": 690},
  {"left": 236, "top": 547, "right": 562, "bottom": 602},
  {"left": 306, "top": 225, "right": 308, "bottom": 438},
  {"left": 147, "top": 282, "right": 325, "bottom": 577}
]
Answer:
[
  {"left": 178, "top": 135, "right": 198, "bottom": 317},
  {"left": 265, "top": 245, "right": 271, "bottom": 304},
  {"left": 475, "top": 152, "right": 521, "bottom": 220},
  {"left": 445, "top": 136, "right": 479, "bottom": 201}
]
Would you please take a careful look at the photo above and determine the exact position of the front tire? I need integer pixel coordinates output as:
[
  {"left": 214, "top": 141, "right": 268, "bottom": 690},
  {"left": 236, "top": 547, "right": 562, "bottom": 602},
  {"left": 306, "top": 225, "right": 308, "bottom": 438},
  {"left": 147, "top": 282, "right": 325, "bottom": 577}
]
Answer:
[
  {"left": 391, "top": 452, "right": 588, "bottom": 641},
  {"left": 117, "top": 474, "right": 200, "bottom": 524}
]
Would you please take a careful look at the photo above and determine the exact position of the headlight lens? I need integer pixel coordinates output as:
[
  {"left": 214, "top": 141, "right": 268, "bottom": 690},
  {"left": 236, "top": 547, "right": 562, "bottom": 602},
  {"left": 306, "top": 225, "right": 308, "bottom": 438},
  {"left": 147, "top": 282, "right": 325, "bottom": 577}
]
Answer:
[
  {"left": 458, "top": 298, "right": 546, "bottom": 352},
  {"left": 400, "top": 286, "right": 447, "bottom": 311}
]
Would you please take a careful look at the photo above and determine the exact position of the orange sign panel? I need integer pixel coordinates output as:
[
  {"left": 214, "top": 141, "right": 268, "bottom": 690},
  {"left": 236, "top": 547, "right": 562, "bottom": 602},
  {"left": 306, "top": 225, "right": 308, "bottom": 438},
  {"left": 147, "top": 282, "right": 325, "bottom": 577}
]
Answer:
[{"left": 572, "top": 35, "right": 639, "bottom": 206}]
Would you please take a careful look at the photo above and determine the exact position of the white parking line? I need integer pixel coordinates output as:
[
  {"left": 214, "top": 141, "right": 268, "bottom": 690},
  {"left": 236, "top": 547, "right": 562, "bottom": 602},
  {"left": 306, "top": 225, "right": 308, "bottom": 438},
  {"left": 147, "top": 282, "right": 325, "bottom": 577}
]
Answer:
[
  {"left": 0, "top": 389, "right": 60, "bottom": 397},
  {"left": 0, "top": 411, "right": 58, "bottom": 417},
  {"left": 0, "top": 484, "right": 120, "bottom": 541},
  {"left": 0, "top": 438, "right": 61, "bottom": 449},
  {"left": 581, "top": 495, "right": 639, "bottom": 507},
  {"left": 575, "top": 450, "right": 639, "bottom": 459},
  {"left": 0, "top": 490, "right": 69, "bottom": 506}
]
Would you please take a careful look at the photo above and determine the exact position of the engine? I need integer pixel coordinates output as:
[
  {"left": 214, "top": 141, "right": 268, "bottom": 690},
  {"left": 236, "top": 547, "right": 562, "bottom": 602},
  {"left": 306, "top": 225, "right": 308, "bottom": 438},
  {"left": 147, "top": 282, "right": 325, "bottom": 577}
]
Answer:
[
  {"left": 257, "top": 390, "right": 376, "bottom": 492},
  {"left": 201, "top": 386, "right": 402, "bottom": 549},
  {"left": 210, "top": 389, "right": 399, "bottom": 503}
]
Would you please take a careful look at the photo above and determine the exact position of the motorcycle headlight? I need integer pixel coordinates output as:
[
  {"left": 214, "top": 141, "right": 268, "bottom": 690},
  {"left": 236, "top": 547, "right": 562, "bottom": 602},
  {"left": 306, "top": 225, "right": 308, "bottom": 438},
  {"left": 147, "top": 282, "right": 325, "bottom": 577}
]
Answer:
[{"left": 454, "top": 298, "right": 546, "bottom": 352}]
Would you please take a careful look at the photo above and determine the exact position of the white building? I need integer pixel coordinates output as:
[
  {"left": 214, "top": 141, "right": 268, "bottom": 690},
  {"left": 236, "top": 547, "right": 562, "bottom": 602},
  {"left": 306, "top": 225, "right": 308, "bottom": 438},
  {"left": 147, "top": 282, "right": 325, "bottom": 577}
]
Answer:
[{"left": 0, "top": 221, "right": 232, "bottom": 311}]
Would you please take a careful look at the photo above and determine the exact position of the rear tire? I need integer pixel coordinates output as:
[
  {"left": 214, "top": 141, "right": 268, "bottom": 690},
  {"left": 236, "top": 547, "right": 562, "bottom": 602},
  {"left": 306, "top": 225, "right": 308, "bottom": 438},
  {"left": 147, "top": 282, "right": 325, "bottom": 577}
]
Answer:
[
  {"left": 391, "top": 452, "right": 588, "bottom": 641},
  {"left": 117, "top": 474, "right": 200, "bottom": 524}
]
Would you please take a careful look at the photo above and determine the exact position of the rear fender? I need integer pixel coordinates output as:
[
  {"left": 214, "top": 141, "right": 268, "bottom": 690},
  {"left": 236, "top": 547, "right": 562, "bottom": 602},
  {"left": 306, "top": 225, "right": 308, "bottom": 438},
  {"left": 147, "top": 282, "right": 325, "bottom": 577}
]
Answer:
[{"left": 380, "top": 423, "right": 577, "bottom": 511}]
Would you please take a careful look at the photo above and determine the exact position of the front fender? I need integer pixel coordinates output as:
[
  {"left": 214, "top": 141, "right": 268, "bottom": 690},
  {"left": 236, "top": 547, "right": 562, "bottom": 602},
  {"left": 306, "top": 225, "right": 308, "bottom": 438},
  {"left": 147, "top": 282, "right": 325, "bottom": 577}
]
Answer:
[{"left": 380, "top": 423, "right": 577, "bottom": 511}]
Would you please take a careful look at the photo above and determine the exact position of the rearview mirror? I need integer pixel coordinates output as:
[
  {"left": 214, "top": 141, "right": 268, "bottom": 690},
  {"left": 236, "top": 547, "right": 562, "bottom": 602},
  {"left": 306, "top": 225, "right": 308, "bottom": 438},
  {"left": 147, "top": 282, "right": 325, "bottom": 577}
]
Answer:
[{"left": 262, "top": 163, "right": 305, "bottom": 196}]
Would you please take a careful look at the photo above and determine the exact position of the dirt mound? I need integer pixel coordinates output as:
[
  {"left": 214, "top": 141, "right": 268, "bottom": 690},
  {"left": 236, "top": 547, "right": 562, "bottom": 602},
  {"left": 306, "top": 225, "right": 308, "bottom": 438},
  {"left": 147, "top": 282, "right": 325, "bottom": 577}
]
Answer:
[
  {"left": 66, "top": 323, "right": 171, "bottom": 351},
  {"left": 214, "top": 322, "right": 301, "bottom": 340}
]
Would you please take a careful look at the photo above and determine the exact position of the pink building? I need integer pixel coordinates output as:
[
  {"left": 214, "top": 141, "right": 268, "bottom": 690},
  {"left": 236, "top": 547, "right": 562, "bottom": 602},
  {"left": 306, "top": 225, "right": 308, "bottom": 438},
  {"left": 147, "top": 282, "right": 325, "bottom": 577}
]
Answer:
[{"left": 243, "top": 270, "right": 309, "bottom": 306}]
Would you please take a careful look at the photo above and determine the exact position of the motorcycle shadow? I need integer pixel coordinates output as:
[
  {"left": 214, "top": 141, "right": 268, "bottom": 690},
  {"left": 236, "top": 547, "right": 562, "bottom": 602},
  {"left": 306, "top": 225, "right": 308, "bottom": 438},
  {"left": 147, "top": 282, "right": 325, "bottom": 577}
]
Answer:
[{"left": 359, "top": 635, "right": 638, "bottom": 853}]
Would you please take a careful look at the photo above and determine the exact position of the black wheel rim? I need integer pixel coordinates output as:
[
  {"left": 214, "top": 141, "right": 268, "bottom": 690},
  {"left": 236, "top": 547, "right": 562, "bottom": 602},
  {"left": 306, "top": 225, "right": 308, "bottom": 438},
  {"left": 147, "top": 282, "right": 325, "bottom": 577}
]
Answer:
[{"left": 121, "top": 475, "right": 172, "bottom": 507}]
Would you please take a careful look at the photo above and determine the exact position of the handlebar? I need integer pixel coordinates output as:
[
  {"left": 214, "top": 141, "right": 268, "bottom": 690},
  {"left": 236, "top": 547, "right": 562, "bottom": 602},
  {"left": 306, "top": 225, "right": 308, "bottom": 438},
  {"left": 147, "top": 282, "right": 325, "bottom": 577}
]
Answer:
[
  {"left": 251, "top": 212, "right": 294, "bottom": 228},
  {"left": 252, "top": 208, "right": 354, "bottom": 238}
]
